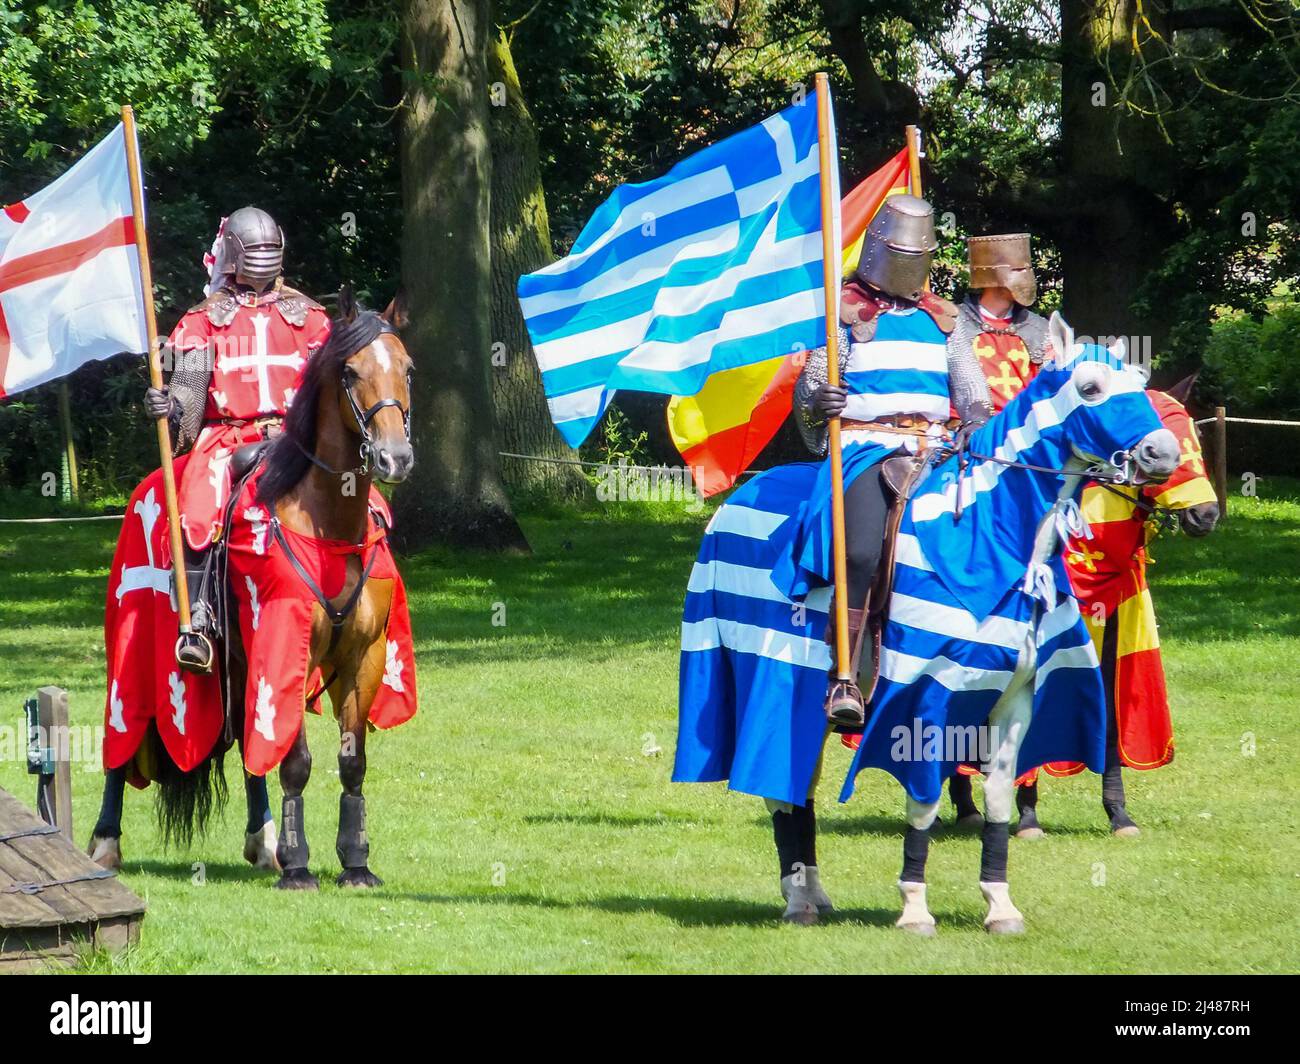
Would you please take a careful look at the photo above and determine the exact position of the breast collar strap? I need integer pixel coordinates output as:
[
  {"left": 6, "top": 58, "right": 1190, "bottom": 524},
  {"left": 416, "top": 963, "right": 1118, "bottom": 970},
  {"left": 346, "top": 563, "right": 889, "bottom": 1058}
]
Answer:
[{"left": 270, "top": 518, "right": 383, "bottom": 657}]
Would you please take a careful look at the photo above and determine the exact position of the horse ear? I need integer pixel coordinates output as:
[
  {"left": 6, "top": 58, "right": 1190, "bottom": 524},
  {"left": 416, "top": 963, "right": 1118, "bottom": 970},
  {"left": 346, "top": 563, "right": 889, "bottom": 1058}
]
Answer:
[
  {"left": 338, "top": 283, "right": 358, "bottom": 324},
  {"left": 1047, "top": 311, "right": 1074, "bottom": 364},
  {"left": 382, "top": 287, "right": 409, "bottom": 331},
  {"left": 1108, "top": 336, "right": 1127, "bottom": 363},
  {"left": 1165, "top": 370, "right": 1200, "bottom": 405}
]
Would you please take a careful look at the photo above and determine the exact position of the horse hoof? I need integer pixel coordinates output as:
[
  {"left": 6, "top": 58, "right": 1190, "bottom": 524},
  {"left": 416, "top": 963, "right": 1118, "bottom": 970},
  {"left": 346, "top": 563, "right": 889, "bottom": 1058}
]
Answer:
[
  {"left": 337, "top": 867, "right": 384, "bottom": 889},
  {"left": 87, "top": 835, "right": 122, "bottom": 871},
  {"left": 1015, "top": 825, "right": 1045, "bottom": 840},
  {"left": 955, "top": 812, "right": 984, "bottom": 830},
  {"left": 898, "top": 921, "right": 937, "bottom": 938},
  {"left": 782, "top": 900, "right": 819, "bottom": 926},
  {"left": 243, "top": 822, "right": 281, "bottom": 872},
  {"left": 274, "top": 869, "right": 320, "bottom": 891},
  {"left": 1113, "top": 824, "right": 1141, "bottom": 838},
  {"left": 985, "top": 918, "right": 1025, "bottom": 935}
]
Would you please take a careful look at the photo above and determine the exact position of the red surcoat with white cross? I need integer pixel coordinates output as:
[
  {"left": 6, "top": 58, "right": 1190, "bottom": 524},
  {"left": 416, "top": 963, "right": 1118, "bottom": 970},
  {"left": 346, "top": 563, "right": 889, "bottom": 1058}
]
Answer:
[{"left": 168, "top": 296, "right": 331, "bottom": 550}]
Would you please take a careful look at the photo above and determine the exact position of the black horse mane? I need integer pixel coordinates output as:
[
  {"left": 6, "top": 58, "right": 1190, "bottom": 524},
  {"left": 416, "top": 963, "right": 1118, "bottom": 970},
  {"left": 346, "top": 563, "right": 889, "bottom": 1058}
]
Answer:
[{"left": 256, "top": 306, "right": 393, "bottom": 504}]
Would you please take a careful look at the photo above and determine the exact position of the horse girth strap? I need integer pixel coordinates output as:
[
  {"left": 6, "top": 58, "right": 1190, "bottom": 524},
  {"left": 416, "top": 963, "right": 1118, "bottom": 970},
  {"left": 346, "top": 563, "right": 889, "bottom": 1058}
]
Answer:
[{"left": 270, "top": 520, "right": 382, "bottom": 656}]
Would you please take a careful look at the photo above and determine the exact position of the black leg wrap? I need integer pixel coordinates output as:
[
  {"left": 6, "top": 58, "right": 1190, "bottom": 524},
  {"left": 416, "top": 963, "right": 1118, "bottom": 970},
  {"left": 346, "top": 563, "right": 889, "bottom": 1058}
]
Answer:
[
  {"left": 799, "top": 799, "right": 818, "bottom": 869},
  {"left": 92, "top": 766, "right": 127, "bottom": 839},
  {"left": 949, "top": 773, "right": 978, "bottom": 818},
  {"left": 772, "top": 808, "right": 801, "bottom": 878},
  {"left": 901, "top": 825, "right": 930, "bottom": 882},
  {"left": 277, "top": 795, "right": 309, "bottom": 872},
  {"left": 980, "top": 820, "right": 1010, "bottom": 883},
  {"left": 1016, "top": 781, "right": 1038, "bottom": 816},
  {"left": 336, "top": 794, "right": 370, "bottom": 870}
]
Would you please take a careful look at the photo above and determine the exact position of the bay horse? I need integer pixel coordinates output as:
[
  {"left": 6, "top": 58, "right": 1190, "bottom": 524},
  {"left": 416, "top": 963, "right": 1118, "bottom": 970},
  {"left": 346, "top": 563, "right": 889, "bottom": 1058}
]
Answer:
[
  {"left": 87, "top": 289, "right": 414, "bottom": 888},
  {"left": 676, "top": 313, "right": 1180, "bottom": 931}
]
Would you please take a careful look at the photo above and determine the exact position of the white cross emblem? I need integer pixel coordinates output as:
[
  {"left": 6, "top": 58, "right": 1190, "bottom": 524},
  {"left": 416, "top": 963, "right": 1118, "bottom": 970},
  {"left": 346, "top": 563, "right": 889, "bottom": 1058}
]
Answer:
[
  {"left": 245, "top": 574, "right": 262, "bottom": 630},
  {"left": 253, "top": 676, "right": 276, "bottom": 742},
  {"left": 208, "top": 446, "right": 233, "bottom": 506},
  {"left": 244, "top": 506, "right": 270, "bottom": 555},
  {"left": 168, "top": 671, "right": 188, "bottom": 736},
  {"left": 116, "top": 488, "right": 172, "bottom": 602},
  {"left": 381, "top": 640, "right": 404, "bottom": 693},
  {"left": 216, "top": 312, "right": 304, "bottom": 413},
  {"left": 108, "top": 679, "right": 127, "bottom": 734}
]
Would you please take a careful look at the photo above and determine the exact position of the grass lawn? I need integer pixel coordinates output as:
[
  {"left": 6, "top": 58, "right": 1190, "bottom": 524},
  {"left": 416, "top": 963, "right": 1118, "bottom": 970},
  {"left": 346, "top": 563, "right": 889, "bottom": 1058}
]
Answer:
[{"left": 0, "top": 478, "right": 1296, "bottom": 974}]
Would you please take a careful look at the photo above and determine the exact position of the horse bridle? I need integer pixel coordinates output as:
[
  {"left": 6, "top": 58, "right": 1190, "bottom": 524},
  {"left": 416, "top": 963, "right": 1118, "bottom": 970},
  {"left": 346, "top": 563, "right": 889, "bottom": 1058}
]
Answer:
[
  {"left": 294, "top": 365, "right": 412, "bottom": 477},
  {"left": 344, "top": 372, "right": 411, "bottom": 475}
]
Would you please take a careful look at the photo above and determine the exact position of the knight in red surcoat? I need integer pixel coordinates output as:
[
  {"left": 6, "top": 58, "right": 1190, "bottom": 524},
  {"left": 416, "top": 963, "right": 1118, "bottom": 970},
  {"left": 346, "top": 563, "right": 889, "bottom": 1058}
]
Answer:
[{"left": 143, "top": 206, "right": 330, "bottom": 662}]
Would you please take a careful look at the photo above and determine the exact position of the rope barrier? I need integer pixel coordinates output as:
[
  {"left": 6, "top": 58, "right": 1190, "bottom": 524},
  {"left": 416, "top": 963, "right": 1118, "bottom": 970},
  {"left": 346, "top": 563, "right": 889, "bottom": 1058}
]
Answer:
[
  {"left": 1193, "top": 416, "right": 1300, "bottom": 427},
  {"left": 0, "top": 513, "right": 124, "bottom": 524}
]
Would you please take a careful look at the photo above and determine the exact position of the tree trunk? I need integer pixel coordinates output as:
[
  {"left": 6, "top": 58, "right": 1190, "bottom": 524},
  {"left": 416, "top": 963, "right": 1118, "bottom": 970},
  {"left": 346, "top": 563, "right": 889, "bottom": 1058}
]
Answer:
[
  {"left": 486, "top": 29, "right": 589, "bottom": 502},
  {"left": 394, "top": 0, "right": 528, "bottom": 552},
  {"left": 1057, "top": 0, "right": 1178, "bottom": 358}
]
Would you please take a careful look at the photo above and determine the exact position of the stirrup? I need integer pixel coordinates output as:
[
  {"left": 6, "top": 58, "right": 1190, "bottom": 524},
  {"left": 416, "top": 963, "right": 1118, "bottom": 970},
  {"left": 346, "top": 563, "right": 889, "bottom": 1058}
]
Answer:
[
  {"left": 825, "top": 678, "right": 865, "bottom": 728},
  {"left": 176, "top": 630, "right": 216, "bottom": 675}
]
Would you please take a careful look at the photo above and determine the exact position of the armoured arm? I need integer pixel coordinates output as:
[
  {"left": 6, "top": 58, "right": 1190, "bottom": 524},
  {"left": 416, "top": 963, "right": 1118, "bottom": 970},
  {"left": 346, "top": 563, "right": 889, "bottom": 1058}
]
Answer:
[
  {"left": 946, "top": 333, "right": 994, "bottom": 429},
  {"left": 166, "top": 343, "right": 212, "bottom": 453},
  {"left": 793, "top": 327, "right": 851, "bottom": 455}
]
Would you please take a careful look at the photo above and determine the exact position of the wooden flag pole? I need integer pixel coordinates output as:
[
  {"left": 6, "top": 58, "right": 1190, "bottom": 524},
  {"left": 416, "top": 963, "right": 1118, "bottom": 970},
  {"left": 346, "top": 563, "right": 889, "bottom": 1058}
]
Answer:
[
  {"left": 905, "top": 124, "right": 928, "bottom": 294},
  {"left": 814, "top": 73, "right": 852, "bottom": 686},
  {"left": 120, "top": 104, "right": 194, "bottom": 637}
]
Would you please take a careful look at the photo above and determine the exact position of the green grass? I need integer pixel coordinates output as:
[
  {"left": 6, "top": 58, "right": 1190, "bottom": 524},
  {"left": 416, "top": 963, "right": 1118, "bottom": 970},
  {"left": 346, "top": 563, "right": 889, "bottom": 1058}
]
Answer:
[{"left": 0, "top": 480, "right": 1297, "bottom": 974}]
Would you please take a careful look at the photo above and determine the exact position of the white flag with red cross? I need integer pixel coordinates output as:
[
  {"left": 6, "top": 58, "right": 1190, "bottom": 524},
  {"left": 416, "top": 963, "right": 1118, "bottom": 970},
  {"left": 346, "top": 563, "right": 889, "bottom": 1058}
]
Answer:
[{"left": 0, "top": 122, "right": 148, "bottom": 398}]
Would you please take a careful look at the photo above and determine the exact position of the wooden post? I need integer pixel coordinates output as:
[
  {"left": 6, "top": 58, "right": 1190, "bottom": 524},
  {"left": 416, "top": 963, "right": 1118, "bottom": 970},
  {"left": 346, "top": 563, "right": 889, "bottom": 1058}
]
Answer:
[
  {"left": 814, "top": 73, "right": 852, "bottom": 686},
  {"left": 35, "top": 686, "right": 73, "bottom": 840},
  {"left": 57, "top": 379, "right": 80, "bottom": 503},
  {"left": 120, "top": 104, "right": 194, "bottom": 636},
  {"left": 1213, "top": 405, "right": 1228, "bottom": 519}
]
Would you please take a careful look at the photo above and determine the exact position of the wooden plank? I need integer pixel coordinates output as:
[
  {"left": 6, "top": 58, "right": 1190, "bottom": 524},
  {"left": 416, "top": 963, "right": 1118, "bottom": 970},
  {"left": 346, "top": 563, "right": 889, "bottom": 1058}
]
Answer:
[
  {"left": 0, "top": 844, "right": 97, "bottom": 924},
  {"left": 10, "top": 835, "right": 143, "bottom": 920}
]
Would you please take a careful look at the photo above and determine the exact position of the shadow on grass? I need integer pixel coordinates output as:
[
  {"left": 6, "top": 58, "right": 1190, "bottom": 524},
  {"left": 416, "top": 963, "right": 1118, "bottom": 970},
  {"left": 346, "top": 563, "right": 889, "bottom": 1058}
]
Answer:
[
  {"left": 347, "top": 888, "right": 899, "bottom": 929},
  {"left": 127, "top": 858, "right": 273, "bottom": 884}
]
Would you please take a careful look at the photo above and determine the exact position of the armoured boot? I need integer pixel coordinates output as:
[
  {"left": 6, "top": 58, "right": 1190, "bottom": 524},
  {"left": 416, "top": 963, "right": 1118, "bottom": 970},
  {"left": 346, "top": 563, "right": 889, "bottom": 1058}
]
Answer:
[
  {"left": 824, "top": 607, "right": 866, "bottom": 728},
  {"left": 174, "top": 558, "right": 216, "bottom": 674}
]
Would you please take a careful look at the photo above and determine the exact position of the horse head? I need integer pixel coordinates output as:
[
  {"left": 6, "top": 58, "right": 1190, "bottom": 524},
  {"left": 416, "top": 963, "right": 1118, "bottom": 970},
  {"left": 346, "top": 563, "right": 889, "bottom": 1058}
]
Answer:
[
  {"left": 1041, "top": 312, "right": 1179, "bottom": 486},
  {"left": 1144, "top": 375, "right": 1219, "bottom": 537},
  {"left": 337, "top": 285, "right": 414, "bottom": 484}
]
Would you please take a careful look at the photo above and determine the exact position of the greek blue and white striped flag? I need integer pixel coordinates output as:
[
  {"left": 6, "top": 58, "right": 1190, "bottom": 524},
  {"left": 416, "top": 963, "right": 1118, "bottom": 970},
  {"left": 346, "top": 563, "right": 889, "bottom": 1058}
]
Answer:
[{"left": 518, "top": 95, "right": 840, "bottom": 446}]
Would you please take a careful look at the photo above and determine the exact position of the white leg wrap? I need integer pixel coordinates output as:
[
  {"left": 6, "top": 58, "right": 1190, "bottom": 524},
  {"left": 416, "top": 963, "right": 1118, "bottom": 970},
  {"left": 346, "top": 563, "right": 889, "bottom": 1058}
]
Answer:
[
  {"left": 244, "top": 819, "right": 281, "bottom": 871},
  {"left": 780, "top": 872, "right": 820, "bottom": 925},
  {"left": 980, "top": 880, "right": 1025, "bottom": 930},
  {"left": 896, "top": 880, "right": 936, "bottom": 932}
]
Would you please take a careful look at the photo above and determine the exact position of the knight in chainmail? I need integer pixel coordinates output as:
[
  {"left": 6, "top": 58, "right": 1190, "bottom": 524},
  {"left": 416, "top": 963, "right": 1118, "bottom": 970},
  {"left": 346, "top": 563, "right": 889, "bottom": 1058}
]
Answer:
[
  {"left": 948, "top": 233, "right": 1049, "bottom": 415},
  {"left": 786, "top": 195, "right": 992, "bottom": 731},
  {"left": 141, "top": 206, "right": 331, "bottom": 670},
  {"left": 943, "top": 233, "right": 1051, "bottom": 829}
]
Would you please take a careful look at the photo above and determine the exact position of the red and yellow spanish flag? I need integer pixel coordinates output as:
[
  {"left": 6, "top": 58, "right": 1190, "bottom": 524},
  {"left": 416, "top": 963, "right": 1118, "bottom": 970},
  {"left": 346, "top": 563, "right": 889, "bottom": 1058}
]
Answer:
[{"left": 667, "top": 148, "right": 912, "bottom": 496}]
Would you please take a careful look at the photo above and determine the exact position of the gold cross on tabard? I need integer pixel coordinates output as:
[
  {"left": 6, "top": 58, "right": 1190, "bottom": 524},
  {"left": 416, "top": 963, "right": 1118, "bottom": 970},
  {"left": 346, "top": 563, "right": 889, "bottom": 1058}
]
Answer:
[
  {"left": 987, "top": 359, "right": 1024, "bottom": 393},
  {"left": 1068, "top": 545, "right": 1106, "bottom": 573}
]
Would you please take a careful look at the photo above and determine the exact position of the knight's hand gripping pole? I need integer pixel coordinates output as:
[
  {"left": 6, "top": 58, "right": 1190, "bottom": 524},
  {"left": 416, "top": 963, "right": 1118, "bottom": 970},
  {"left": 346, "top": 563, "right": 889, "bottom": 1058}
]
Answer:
[
  {"left": 814, "top": 75, "right": 865, "bottom": 729},
  {"left": 121, "top": 104, "right": 214, "bottom": 674}
]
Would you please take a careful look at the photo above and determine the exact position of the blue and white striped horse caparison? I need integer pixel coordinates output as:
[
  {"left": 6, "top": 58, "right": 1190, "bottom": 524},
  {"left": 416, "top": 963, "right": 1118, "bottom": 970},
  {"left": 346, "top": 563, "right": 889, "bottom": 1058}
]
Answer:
[{"left": 675, "top": 344, "right": 1165, "bottom": 807}]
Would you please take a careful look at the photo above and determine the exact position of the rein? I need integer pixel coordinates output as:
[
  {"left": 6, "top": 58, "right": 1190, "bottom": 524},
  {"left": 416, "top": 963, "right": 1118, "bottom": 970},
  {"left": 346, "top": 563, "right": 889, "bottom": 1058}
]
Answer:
[{"left": 947, "top": 433, "right": 1141, "bottom": 523}]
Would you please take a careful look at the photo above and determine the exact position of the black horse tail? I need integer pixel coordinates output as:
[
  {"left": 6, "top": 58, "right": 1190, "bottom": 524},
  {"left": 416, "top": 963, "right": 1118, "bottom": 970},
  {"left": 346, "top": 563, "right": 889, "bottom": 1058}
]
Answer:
[{"left": 149, "top": 727, "right": 229, "bottom": 850}]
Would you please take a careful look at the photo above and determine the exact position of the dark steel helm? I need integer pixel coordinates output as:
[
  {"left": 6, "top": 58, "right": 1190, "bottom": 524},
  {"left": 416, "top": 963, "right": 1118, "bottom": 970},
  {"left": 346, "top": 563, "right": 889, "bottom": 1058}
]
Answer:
[
  {"left": 222, "top": 206, "right": 284, "bottom": 292},
  {"left": 855, "top": 193, "right": 938, "bottom": 302}
]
